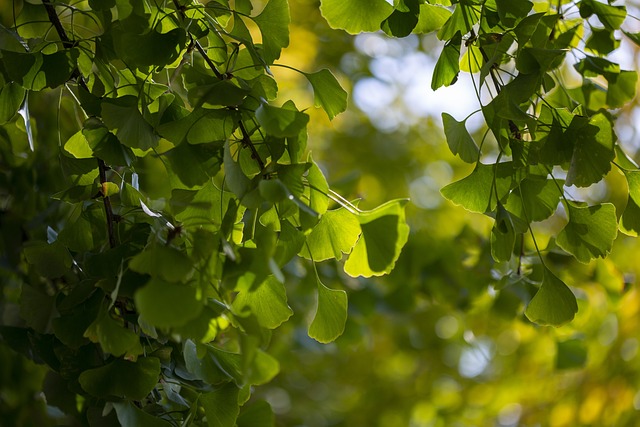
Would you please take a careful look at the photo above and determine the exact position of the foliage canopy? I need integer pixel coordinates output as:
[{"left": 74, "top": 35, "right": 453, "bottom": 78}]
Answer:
[{"left": 1, "top": 0, "right": 640, "bottom": 425}]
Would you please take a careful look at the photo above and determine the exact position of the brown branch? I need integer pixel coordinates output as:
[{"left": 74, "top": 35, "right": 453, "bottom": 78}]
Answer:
[{"left": 41, "top": 0, "right": 117, "bottom": 248}]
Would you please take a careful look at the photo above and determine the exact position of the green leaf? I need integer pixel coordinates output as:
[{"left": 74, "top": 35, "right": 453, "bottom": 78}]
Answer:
[
  {"left": 79, "top": 357, "right": 160, "bottom": 400},
  {"left": 525, "top": 269, "right": 578, "bottom": 327},
  {"left": 113, "top": 402, "right": 173, "bottom": 427},
  {"left": 84, "top": 309, "right": 143, "bottom": 356},
  {"left": 620, "top": 171, "right": 640, "bottom": 236},
  {"left": 101, "top": 97, "right": 158, "bottom": 150},
  {"left": 308, "top": 280, "right": 347, "bottom": 343},
  {"left": 253, "top": 0, "right": 290, "bottom": 64},
  {"left": 307, "top": 158, "right": 330, "bottom": 218},
  {"left": 431, "top": 33, "right": 461, "bottom": 90},
  {"left": 303, "top": 69, "right": 348, "bottom": 120},
  {"left": 299, "top": 207, "right": 361, "bottom": 261},
  {"left": 134, "top": 278, "right": 202, "bottom": 328},
  {"left": 441, "top": 162, "right": 514, "bottom": 214},
  {"left": 224, "top": 140, "right": 254, "bottom": 199},
  {"left": 1, "top": 49, "right": 78, "bottom": 91},
  {"left": 344, "top": 199, "right": 410, "bottom": 278},
  {"left": 157, "top": 108, "right": 238, "bottom": 145},
  {"left": 556, "top": 339, "right": 588, "bottom": 370},
  {"left": 505, "top": 176, "right": 562, "bottom": 224},
  {"left": 112, "top": 27, "right": 187, "bottom": 69},
  {"left": 586, "top": 28, "right": 620, "bottom": 55},
  {"left": 200, "top": 382, "right": 240, "bottom": 427},
  {"left": 579, "top": 0, "right": 626, "bottom": 30},
  {"left": 23, "top": 241, "right": 73, "bottom": 278},
  {"left": 437, "top": 2, "right": 479, "bottom": 40},
  {"left": 0, "top": 82, "right": 25, "bottom": 124},
  {"left": 490, "top": 204, "right": 516, "bottom": 262},
  {"left": 165, "top": 142, "right": 221, "bottom": 187},
  {"left": 606, "top": 70, "right": 637, "bottom": 109},
  {"left": 188, "top": 80, "right": 249, "bottom": 108},
  {"left": 184, "top": 340, "right": 243, "bottom": 384},
  {"left": 20, "top": 284, "right": 56, "bottom": 333},
  {"left": 129, "top": 246, "right": 193, "bottom": 282},
  {"left": 412, "top": 4, "right": 451, "bottom": 34},
  {"left": 442, "top": 112, "right": 479, "bottom": 163},
  {"left": 556, "top": 202, "right": 617, "bottom": 263},
  {"left": 566, "top": 112, "right": 615, "bottom": 188},
  {"left": 381, "top": 0, "right": 420, "bottom": 37},
  {"left": 64, "top": 130, "right": 93, "bottom": 159},
  {"left": 256, "top": 102, "right": 309, "bottom": 138},
  {"left": 320, "top": 0, "right": 393, "bottom": 34},
  {"left": 495, "top": 0, "right": 532, "bottom": 28},
  {"left": 232, "top": 276, "right": 293, "bottom": 329}
]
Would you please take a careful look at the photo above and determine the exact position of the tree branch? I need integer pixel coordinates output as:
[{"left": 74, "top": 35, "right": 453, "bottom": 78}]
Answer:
[{"left": 41, "top": 0, "right": 117, "bottom": 248}]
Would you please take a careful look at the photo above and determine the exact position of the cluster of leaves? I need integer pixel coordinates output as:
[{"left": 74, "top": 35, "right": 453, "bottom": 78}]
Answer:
[
  {"left": 0, "top": 0, "right": 410, "bottom": 425},
  {"left": 321, "top": 0, "right": 640, "bottom": 326}
]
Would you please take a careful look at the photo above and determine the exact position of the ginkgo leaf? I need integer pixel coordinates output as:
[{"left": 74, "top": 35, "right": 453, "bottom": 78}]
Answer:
[
  {"left": 556, "top": 202, "right": 617, "bottom": 263},
  {"left": 200, "top": 382, "right": 240, "bottom": 427},
  {"left": 320, "top": 0, "right": 393, "bottom": 34},
  {"left": 308, "top": 280, "right": 347, "bottom": 343},
  {"left": 344, "top": 199, "right": 410, "bottom": 278},
  {"left": 134, "top": 278, "right": 202, "bottom": 328},
  {"left": 566, "top": 113, "right": 615, "bottom": 188},
  {"left": 253, "top": 0, "right": 289, "bottom": 64},
  {"left": 441, "top": 162, "right": 514, "bottom": 214},
  {"left": 442, "top": 112, "right": 479, "bottom": 163},
  {"left": 232, "top": 276, "right": 293, "bottom": 329},
  {"left": 299, "top": 207, "right": 361, "bottom": 261},
  {"left": 525, "top": 268, "right": 578, "bottom": 327},
  {"left": 412, "top": 4, "right": 451, "bottom": 34},
  {"left": 304, "top": 69, "right": 348, "bottom": 120},
  {"left": 491, "top": 204, "right": 516, "bottom": 262}
]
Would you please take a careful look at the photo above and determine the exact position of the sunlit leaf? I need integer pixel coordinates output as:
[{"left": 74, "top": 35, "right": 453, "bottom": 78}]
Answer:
[
  {"left": 525, "top": 269, "right": 578, "bottom": 327},
  {"left": 304, "top": 69, "right": 348, "bottom": 120},
  {"left": 413, "top": 4, "right": 451, "bottom": 34},
  {"left": 320, "top": 0, "right": 393, "bottom": 34},
  {"left": 308, "top": 280, "right": 347, "bottom": 343},
  {"left": 256, "top": 102, "right": 309, "bottom": 138},
  {"left": 566, "top": 112, "right": 615, "bottom": 188},
  {"left": 432, "top": 33, "right": 461, "bottom": 90},
  {"left": 253, "top": 0, "right": 290, "bottom": 64},
  {"left": 232, "top": 276, "right": 293, "bottom": 329},
  {"left": 579, "top": 0, "right": 626, "bottom": 30},
  {"left": 441, "top": 162, "right": 514, "bottom": 214},
  {"left": 442, "top": 112, "right": 479, "bottom": 163},
  {"left": 344, "top": 199, "right": 410, "bottom": 278},
  {"left": 556, "top": 202, "right": 617, "bottom": 263},
  {"left": 299, "top": 207, "right": 360, "bottom": 262}
]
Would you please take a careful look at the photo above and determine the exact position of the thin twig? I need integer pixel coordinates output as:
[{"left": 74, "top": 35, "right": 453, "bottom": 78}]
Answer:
[{"left": 238, "top": 120, "right": 266, "bottom": 172}]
